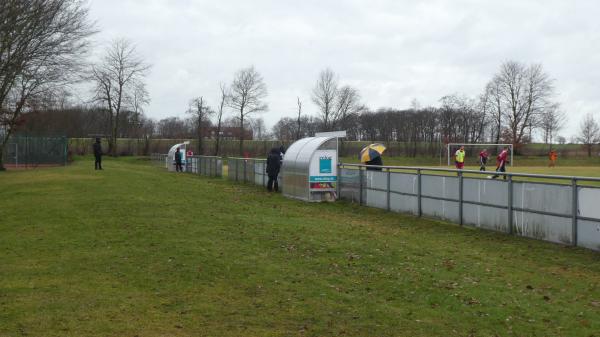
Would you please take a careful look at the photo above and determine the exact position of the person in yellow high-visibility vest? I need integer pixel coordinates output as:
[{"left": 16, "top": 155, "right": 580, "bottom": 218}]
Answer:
[{"left": 455, "top": 145, "right": 465, "bottom": 170}]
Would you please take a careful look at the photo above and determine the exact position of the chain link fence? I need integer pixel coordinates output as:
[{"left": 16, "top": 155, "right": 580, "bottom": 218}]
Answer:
[{"left": 3, "top": 135, "right": 68, "bottom": 168}]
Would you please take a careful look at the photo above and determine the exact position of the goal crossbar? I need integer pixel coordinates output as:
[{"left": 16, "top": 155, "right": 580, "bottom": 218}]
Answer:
[{"left": 447, "top": 143, "right": 513, "bottom": 166}]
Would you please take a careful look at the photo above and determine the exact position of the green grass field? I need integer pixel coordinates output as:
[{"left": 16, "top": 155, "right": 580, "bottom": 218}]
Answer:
[{"left": 1, "top": 157, "right": 600, "bottom": 336}]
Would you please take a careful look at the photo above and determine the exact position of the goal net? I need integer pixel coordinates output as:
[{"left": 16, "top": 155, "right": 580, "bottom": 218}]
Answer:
[{"left": 446, "top": 143, "right": 513, "bottom": 167}]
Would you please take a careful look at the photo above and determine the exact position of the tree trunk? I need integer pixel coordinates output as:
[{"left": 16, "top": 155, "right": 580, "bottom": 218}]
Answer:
[
  {"left": 214, "top": 131, "right": 221, "bottom": 156},
  {"left": 111, "top": 115, "right": 119, "bottom": 156},
  {"left": 0, "top": 142, "right": 6, "bottom": 171},
  {"left": 197, "top": 117, "right": 203, "bottom": 155},
  {"left": 239, "top": 114, "right": 245, "bottom": 156}
]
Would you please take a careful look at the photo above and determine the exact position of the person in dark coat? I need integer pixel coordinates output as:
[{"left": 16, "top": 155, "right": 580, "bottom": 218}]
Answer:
[
  {"left": 175, "top": 147, "right": 183, "bottom": 172},
  {"left": 365, "top": 156, "right": 383, "bottom": 171},
  {"left": 93, "top": 138, "right": 103, "bottom": 170},
  {"left": 266, "top": 147, "right": 281, "bottom": 192}
]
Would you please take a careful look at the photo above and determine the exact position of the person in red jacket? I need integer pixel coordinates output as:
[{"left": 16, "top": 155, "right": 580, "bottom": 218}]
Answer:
[
  {"left": 479, "top": 149, "right": 488, "bottom": 171},
  {"left": 491, "top": 146, "right": 509, "bottom": 180}
]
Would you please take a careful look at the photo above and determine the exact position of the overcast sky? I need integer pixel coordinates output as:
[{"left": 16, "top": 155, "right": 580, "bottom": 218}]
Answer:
[{"left": 87, "top": 0, "right": 600, "bottom": 139}]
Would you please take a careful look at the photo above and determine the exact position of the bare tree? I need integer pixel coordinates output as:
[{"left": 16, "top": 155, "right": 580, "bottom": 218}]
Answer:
[
  {"left": 312, "top": 68, "right": 339, "bottom": 131},
  {"left": 484, "top": 77, "right": 504, "bottom": 144},
  {"left": 493, "top": 61, "right": 554, "bottom": 147},
  {"left": 577, "top": 113, "right": 600, "bottom": 157},
  {"left": 228, "top": 66, "right": 268, "bottom": 155},
  {"left": 335, "top": 85, "right": 363, "bottom": 130},
  {"left": 188, "top": 96, "right": 213, "bottom": 155},
  {"left": 249, "top": 117, "right": 267, "bottom": 140},
  {"left": 129, "top": 82, "right": 150, "bottom": 123},
  {"left": 0, "top": 0, "right": 95, "bottom": 170},
  {"left": 90, "top": 38, "right": 150, "bottom": 156},
  {"left": 296, "top": 97, "right": 302, "bottom": 140},
  {"left": 539, "top": 104, "right": 565, "bottom": 148},
  {"left": 214, "top": 83, "right": 229, "bottom": 156}
]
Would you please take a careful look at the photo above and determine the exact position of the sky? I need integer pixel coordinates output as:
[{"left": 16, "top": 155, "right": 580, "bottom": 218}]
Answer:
[{"left": 86, "top": 0, "right": 600, "bottom": 139}]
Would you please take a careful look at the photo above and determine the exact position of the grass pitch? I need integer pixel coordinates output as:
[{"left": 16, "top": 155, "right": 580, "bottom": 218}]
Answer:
[{"left": 1, "top": 157, "right": 600, "bottom": 336}]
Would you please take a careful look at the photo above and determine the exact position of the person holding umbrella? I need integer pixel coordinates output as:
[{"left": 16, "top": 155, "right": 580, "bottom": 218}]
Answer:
[{"left": 360, "top": 143, "right": 386, "bottom": 171}]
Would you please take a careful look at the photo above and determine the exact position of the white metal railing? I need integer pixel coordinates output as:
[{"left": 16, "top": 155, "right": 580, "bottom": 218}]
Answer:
[
  {"left": 151, "top": 153, "right": 223, "bottom": 177},
  {"left": 338, "top": 163, "right": 600, "bottom": 251}
]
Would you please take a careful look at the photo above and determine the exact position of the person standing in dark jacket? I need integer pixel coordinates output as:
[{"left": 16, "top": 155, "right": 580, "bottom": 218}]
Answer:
[
  {"left": 266, "top": 147, "right": 281, "bottom": 192},
  {"left": 93, "top": 138, "right": 103, "bottom": 170},
  {"left": 175, "top": 147, "right": 183, "bottom": 172},
  {"left": 365, "top": 156, "right": 383, "bottom": 171}
]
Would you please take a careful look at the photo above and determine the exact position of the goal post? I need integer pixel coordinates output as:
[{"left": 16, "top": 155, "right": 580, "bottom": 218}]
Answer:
[{"left": 447, "top": 143, "right": 513, "bottom": 167}]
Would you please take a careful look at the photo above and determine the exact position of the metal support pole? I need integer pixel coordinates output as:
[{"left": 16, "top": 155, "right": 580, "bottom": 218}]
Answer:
[
  {"left": 235, "top": 159, "right": 239, "bottom": 182},
  {"left": 507, "top": 175, "right": 513, "bottom": 235},
  {"left": 262, "top": 163, "right": 266, "bottom": 187},
  {"left": 458, "top": 172, "right": 463, "bottom": 226},
  {"left": 386, "top": 168, "right": 391, "bottom": 211},
  {"left": 336, "top": 164, "right": 341, "bottom": 200},
  {"left": 243, "top": 159, "right": 247, "bottom": 183},
  {"left": 417, "top": 169, "right": 422, "bottom": 217},
  {"left": 359, "top": 167, "right": 364, "bottom": 205},
  {"left": 572, "top": 178, "right": 578, "bottom": 246}
]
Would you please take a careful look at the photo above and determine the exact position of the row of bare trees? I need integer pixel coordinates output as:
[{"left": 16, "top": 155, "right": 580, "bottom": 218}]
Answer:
[
  {"left": 272, "top": 62, "right": 578, "bottom": 154},
  {"left": 186, "top": 66, "right": 268, "bottom": 156},
  {"left": 2, "top": 2, "right": 596, "bottom": 164},
  {"left": 0, "top": 0, "right": 154, "bottom": 168},
  {"left": 89, "top": 39, "right": 150, "bottom": 156}
]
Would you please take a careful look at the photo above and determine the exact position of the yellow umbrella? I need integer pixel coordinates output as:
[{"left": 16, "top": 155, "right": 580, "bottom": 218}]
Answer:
[{"left": 359, "top": 143, "right": 386, "bottom": 162}]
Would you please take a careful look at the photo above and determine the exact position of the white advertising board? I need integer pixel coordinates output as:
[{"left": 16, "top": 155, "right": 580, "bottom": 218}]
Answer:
[{"left": 309, "top": 149, "right": 337, "bottom": 191}]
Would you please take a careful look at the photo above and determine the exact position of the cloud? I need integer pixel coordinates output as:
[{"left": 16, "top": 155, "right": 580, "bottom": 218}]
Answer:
[{"left": 86, "top": 0, "right": 600, "bottom": 137}]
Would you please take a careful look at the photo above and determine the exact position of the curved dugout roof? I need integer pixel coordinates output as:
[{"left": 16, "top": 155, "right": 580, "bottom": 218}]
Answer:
[
  {"left": 167, "top": 142, "right": 188, "bottom": 171},
  {"left": 282, "top": 136, "right": 336, "bottom": 201}
]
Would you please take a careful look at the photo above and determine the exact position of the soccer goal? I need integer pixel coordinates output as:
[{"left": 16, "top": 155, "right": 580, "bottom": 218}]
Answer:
[{"left": 446, "top": 143, "right": 514, "bottom": 167}]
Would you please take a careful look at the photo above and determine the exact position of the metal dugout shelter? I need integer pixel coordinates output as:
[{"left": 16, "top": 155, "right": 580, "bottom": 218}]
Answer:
[
  {"left": 167, "top": 142, "right": 189, "bottom": 172},
  {"left": 281, "top": 136, "right": 338, "bottom": 202}
]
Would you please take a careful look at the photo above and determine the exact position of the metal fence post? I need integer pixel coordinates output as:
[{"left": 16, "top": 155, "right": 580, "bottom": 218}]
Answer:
[
  {"left": 417, "top": 169, "right": 422, "bottom": 217},
  {"left": 235, "top": 159, "right": 239, "bottom": 182},
  {"left": 359, "top": 167, "right": 364, "bottom": 206},
  {"left": 572, "top": 178, "right": 578, "bottom": 247},
  {"left": 458, "top": 171, "right": 463, "bottom": 226},
  {"left": 262, "top": 163, "right": 266, "bottom": 187},
  {"left": 336, "top": 164, "right": 341, "bottom": 200},
  {"left": 243, "top": 159, "right": 247, "bottom": 183},
  {"left": 507, "top": 175, "right": 513, "bottom": 235},
  {"left": 386, "top": 167, "right": 391, "bottom": 211}
]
